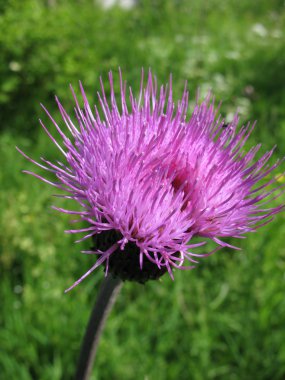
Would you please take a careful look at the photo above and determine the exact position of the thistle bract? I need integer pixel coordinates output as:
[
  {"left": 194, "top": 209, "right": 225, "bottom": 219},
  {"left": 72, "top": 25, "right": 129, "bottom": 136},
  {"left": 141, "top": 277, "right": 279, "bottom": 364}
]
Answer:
[{"left": 19, "top": 70, "right": 284, "bottom": 291}]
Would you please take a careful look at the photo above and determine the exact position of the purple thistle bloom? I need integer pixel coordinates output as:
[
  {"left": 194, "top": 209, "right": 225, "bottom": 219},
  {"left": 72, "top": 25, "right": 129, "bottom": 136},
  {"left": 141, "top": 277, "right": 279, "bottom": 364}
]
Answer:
[{"left": 18, "top": 70, "right": 284, "bottom": 291}]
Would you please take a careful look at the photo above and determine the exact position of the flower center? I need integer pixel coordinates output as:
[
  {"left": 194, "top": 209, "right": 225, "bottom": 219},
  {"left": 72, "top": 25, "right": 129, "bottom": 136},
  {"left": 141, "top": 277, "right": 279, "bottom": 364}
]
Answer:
[{"left": 170, "top": 167, "right": 192, "bottom": 211}]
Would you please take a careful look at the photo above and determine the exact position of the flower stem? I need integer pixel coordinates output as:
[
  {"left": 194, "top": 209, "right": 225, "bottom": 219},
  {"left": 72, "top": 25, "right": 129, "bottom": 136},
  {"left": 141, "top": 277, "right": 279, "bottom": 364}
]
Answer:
[{"left": 75, "top": 274, "right": 122, "bottom": 380}]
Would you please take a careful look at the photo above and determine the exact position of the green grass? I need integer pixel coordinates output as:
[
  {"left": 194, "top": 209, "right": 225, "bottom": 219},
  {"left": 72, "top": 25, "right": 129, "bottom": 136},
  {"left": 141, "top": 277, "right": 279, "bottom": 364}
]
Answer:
[{"left": 1, "top": 1, "right": 285, "bottom": 379}]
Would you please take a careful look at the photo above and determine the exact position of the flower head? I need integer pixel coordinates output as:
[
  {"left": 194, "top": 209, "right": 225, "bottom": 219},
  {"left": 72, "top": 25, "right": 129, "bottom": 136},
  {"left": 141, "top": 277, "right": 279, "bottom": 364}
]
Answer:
[{"left": 19, "top": 70, "right": 284, "bottom": 291}]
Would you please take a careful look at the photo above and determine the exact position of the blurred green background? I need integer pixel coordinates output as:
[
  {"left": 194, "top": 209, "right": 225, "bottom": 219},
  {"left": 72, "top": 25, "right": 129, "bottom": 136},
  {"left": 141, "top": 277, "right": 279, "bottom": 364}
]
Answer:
[{"left": 1, "top": 0, "right": 285, "bottom": 379}]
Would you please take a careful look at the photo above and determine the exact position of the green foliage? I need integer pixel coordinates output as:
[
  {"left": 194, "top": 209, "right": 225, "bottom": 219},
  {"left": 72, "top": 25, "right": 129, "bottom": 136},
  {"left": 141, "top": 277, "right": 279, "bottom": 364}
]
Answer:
[{"left": 1, "top": 1, "right": 285, "bottom": 379}]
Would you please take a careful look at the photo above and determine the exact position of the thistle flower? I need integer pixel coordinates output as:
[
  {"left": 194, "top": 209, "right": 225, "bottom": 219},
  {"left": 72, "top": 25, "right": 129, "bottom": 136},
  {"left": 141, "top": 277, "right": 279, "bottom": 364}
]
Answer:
[{"left": 19, "top": 70, "right": 284, "bottom": 291}]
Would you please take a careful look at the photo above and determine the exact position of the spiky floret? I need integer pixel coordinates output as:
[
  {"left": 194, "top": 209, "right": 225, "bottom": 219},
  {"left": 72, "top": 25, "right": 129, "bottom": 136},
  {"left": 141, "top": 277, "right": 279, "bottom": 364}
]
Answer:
[{"left": 18, "top": 70, "right": 284, "bottom": 291}]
